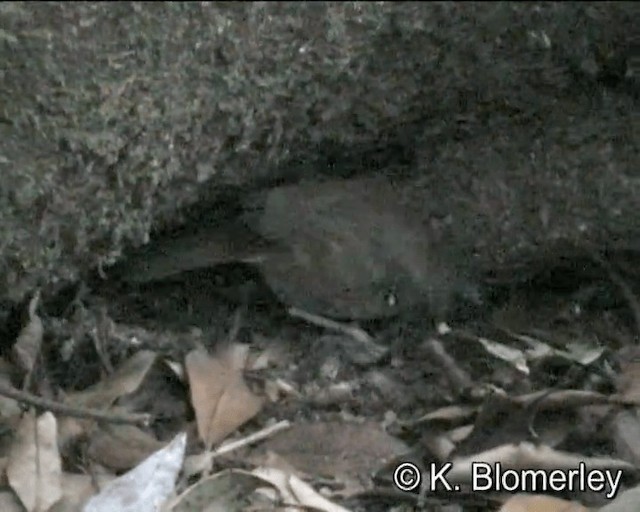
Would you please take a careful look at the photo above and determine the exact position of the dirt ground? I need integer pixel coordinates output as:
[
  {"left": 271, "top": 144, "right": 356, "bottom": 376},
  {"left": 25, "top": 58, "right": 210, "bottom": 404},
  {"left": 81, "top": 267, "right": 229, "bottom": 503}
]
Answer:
[{"left": 1, "top": 251, "right": 632, "bottom": 511}]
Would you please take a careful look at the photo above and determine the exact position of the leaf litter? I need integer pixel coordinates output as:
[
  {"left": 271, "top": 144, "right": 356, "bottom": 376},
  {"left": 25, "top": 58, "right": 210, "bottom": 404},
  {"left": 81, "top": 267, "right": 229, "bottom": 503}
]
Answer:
[{"left": 0, "top": 255, "right": 640, "bottom": 511}]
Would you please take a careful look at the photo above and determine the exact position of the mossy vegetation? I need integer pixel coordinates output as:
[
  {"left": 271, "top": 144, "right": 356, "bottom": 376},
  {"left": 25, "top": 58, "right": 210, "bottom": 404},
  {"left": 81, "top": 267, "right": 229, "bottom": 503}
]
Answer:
[{"left": 0, "top": 2, "right": 637, "bottom": 300}]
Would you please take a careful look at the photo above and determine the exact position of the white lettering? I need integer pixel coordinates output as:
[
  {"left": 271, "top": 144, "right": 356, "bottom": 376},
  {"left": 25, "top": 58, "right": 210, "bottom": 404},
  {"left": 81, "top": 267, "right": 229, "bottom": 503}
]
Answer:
[
  {"left": 467, "top": 462, "right": 624, "bottom": 498},
  {"left": 430, "top": 462, "right": 453, "bottom": 491},
  {"left": 604, "top": 470, "right": 622, "bottom": 499},
  {"left": 472, "top": 463, "right": 492, "bottom": 491},
  {"left": 547, "top": 469, "right": 568, "bottom": 491}
]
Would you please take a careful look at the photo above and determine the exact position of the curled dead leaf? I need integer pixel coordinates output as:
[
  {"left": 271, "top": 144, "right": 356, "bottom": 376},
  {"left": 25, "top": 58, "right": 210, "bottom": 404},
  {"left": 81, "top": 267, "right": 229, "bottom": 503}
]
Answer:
[
  {"left": 185, "top": 345, "right": 263, "bottom": 449},
  {"left": 499, "top": 494, "right": 590, "bottom": 512},
  {"left": 7, "top": 411, "right": 62, "bottom": 512},
  {"left": 12, "top": 291, "right": 43, "bottom": 376}
]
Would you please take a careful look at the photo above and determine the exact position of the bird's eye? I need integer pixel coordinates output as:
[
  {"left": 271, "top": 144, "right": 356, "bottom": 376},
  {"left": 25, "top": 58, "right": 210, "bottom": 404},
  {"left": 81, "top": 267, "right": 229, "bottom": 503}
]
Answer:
[{"left": 384, "top": 290, "right": 398, "bottom": 308}]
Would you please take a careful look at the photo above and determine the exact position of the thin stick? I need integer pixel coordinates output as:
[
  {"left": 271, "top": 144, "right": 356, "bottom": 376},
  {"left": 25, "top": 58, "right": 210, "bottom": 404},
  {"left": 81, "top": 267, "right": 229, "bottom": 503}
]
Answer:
[
  {"left": 183, "top": 420, "right": 291, "bottom": 478},
  {"left": 287, "top": 307, "right": 372, "bottom": 343},
  {"left": 0, "top": 381, "right": 151, "bottom": 426},
  {"left": 287, "top": 307, "right": 388, "bottom": 363},
  {"left": 214, "top": 420, "right": 291, "bottom": 457}
]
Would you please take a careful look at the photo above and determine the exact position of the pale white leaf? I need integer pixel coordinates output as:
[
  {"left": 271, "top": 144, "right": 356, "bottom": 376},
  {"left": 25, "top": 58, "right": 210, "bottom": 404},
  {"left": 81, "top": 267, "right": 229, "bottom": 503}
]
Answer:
[{"left": 83, "top": 432, "right": 186, "bottom": 512}]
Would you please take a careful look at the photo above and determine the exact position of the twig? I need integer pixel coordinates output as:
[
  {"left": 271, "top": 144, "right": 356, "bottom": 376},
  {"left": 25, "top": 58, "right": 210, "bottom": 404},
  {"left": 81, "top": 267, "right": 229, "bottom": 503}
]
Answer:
[
  {"left": 287, "top": 307, "right": 387, "bottom": 361},
  {"left": 214, "top": 420, "right": 291, "bottom": 457},
  {"left": 0, "top": 381, "right": 151, "bottom": 426},
  {"left": 183, "top": 420, "right": 291, "bottom": 478},
  {"left": 287, "top": 307, "right": 378, "bottom": 347},
  {"left": 287, "top": 307, "right": 372, "bottom": 343}
]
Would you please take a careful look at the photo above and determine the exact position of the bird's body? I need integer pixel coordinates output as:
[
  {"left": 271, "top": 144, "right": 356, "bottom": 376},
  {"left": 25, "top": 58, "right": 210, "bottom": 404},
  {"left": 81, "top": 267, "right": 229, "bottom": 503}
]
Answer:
[{"left": 116, "top": 177, "right": 464, "bottom": 319}]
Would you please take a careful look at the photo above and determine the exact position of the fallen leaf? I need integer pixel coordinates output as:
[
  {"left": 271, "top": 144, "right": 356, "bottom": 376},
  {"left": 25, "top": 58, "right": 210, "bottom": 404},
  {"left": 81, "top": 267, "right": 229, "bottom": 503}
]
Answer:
[
  {"left": 12, "top": 291, "right": 43, "bottom": 377},
  {"left": 170, "top": 467, "right": 353, "bottom": 512},
  {"left": 65, "top": 350, "right": 157, "bottom": 410},
  {"left": 167, "top": 470, "right": 261, "bottom": 512},
  {"left": 83, "top": 432, "right": 186, "bottom": 512},
  {"left": 477, "top": 336, "right": 529, "bottom": 374},
  {"left": 48, "top": 472, "right": 115, "bottom": 512},
  {"left": 253, "top": 467, "right": 352, "bottom": 512},
  {"left": 186, "top": 345, "right": 263, "bottom": 448},
  {"left": 249, "top": 421, "right": 408, "bottom": 496},
  {"left": 7, "top": 411, "right": 62, "bottom": 512},
  {"left": 87, "top": 424, "right": 164, "bottom": 471},
  {"left": 499, "top": 494, "right": 589, "bottom": 512},
  {"left": 59, "top": 350, "right": 158, "bottom": 448}
]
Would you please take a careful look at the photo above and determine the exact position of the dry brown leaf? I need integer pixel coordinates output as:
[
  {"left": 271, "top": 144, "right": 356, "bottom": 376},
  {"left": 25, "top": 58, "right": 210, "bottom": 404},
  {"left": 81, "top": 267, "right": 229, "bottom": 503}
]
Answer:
[
  {"left": 166, "top": 470, "right": 263, "bottom": 512},
  {"left": 252, "top": 467, "right": 352, "bottom": 512},
  {"left": 58, "top": 351, "right": 158, "bottom": 450},
  {"left": 47, "top": 472, "right": 114, "bottom": 512},
  {"left": 87, "top": 424, "right": 164, "bottom": 471},
  {"left": 83, "top": 432, "right": 185, "bottom": 512},
  {"left": 64, "top": 350, "right": 157, "bottom": 409},
  {"left": 48, "top": 498, "right": 82, "bottom": 512},
  {"left": 7, "top": 411, "right": 62, "bottom": 512},
  {"left": 186, "top": 345, "right": 263, "bottom": 449},
  {"left": 499, "top": 494, "right": 590, "bottom": 512},
  {"left": 170, "top": 467, "right": 351, "bottom": 512},
  {"left": 249, "top": 421, "right": 408, "bottom": 495}
]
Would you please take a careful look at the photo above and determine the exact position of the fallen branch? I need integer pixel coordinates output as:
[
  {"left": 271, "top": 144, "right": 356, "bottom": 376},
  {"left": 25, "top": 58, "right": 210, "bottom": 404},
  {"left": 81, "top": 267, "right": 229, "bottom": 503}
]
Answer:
[{"left": 0, "top": 381, "right": 151, "bottom": 426}]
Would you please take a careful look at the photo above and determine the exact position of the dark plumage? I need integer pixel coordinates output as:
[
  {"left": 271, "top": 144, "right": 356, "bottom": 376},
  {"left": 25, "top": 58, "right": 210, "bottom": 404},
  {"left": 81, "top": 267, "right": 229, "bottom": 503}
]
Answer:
[{"left": 115, "top": 177, "right": 466, "bottom": 319}]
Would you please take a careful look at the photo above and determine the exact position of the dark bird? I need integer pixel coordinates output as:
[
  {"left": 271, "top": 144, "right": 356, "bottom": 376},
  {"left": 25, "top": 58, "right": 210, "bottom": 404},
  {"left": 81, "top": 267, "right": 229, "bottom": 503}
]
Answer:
[{"left": 114, "top": 177, "right": 468, "bottom": 320}]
